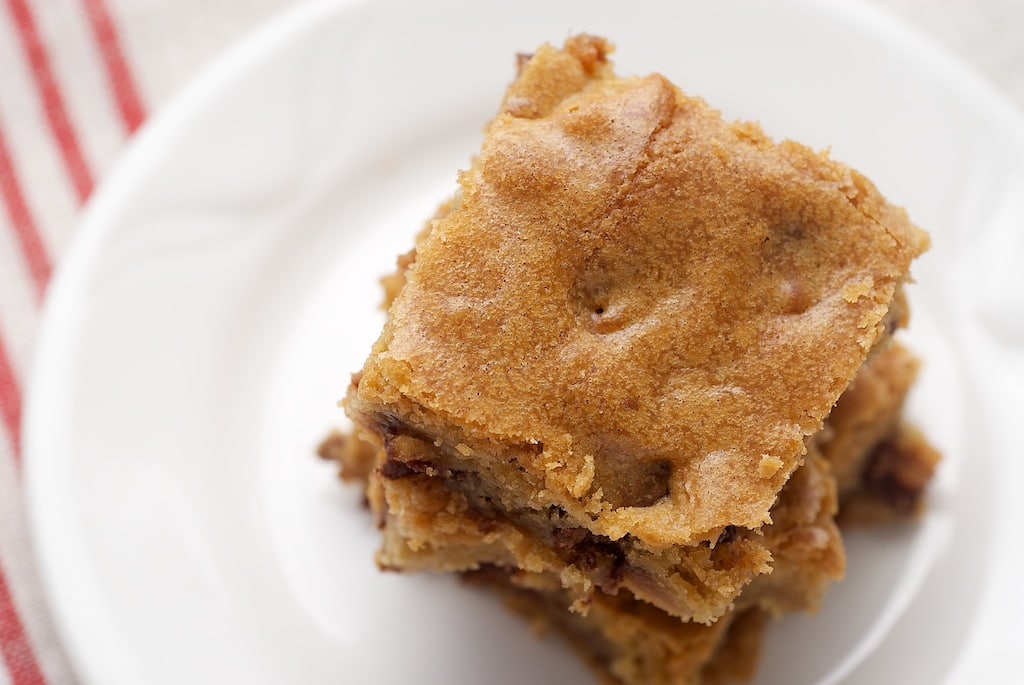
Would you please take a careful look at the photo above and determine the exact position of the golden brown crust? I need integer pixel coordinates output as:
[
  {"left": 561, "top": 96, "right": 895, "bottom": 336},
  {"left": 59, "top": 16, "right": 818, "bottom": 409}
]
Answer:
[{"left": 349, "top": 35, "right": 928, "bottom": 554}]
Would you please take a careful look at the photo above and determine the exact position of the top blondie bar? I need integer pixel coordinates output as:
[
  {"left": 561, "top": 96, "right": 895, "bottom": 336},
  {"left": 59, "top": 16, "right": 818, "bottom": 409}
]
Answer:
[{"left": 346, "top": 35, "right": 928, "bottom": 622}]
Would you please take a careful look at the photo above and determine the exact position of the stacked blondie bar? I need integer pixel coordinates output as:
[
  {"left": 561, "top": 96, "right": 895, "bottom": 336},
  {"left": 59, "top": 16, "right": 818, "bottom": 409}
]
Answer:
[{"left": 325, "top": 35, "right": 939, "bottom": 684}]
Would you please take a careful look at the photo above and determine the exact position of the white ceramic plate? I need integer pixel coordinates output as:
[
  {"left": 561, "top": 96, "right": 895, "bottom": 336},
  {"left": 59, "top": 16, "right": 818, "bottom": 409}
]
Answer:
[{"left": 25, "top": 0, "right": 1024, "bottom": 683}]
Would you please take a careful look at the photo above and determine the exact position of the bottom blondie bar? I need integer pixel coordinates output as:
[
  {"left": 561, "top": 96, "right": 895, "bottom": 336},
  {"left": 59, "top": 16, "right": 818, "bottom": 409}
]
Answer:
[{"left": 319, "top": 342, "right": 938, "bottom": 684}]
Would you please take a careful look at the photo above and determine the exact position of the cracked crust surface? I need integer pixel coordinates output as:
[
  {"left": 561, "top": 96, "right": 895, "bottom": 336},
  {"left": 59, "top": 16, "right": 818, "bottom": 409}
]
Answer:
[{"left": 348, "top": 35, "right": 928, "bottom": 555}]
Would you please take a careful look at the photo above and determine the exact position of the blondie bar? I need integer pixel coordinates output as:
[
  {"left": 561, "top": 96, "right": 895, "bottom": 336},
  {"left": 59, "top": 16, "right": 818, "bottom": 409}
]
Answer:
[{"left": 343, "top": 34, "right": 929, "bottom": 624}]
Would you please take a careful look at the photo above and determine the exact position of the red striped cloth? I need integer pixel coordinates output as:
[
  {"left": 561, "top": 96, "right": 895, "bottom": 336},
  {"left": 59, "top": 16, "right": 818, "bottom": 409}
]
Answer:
[{"left": 0, "top": 1, "right": 291, "bottom": 682}]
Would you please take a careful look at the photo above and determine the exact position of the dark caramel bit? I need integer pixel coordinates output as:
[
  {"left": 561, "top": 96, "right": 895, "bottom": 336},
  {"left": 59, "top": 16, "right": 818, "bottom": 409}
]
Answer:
[
  {"left": 552, "top": 526, "right": 589, "bottom": 550},
  {"left": 366, "top": 411, "right": 438, "bottom": 448},
  {"left": 567, "top": 537, "right": 627, "bottom": 588},
  {"left": 378, "top": 459, "right": 415, "bottom": 480},
  {"left": 549, "top": 525, "right": 628, "bottom": 588},
  {"left": 861, "top": 428, "right": 939, "bottom": 514},
  {"left": 466, "top": 506, "right": 500, "bottom": 535},
  {"left": 368, "top": 411, "right": 403, "bottom": 438},
  {"left": 378, "top": 458, "right": 432, "bottom": 480},
  {"left": 590, "top": 433, "right": 672, "bottom": 508},
  {"left": 716, "top": 525, "right": 739, "bottom": 546}
]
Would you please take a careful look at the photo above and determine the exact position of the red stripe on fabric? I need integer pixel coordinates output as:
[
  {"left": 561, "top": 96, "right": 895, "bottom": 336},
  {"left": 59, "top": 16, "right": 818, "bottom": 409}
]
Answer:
[
  {"left": 0, "top": 334, "right": 20, "bottom": 463},
  {"left": 0, "top": 126, "right": 51, "bottom": 300},
  {"left": 7, "top": 0, "right": 95, "bottom": 203},
  {"left": 0, "top": 334, "right": 45, "bottom": 685},
  {"left": 0, "top": 560, "right": 47, "bottom": 685},
  {"left": 81, "top": 0, "right": 147, "bottom": 133}
]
